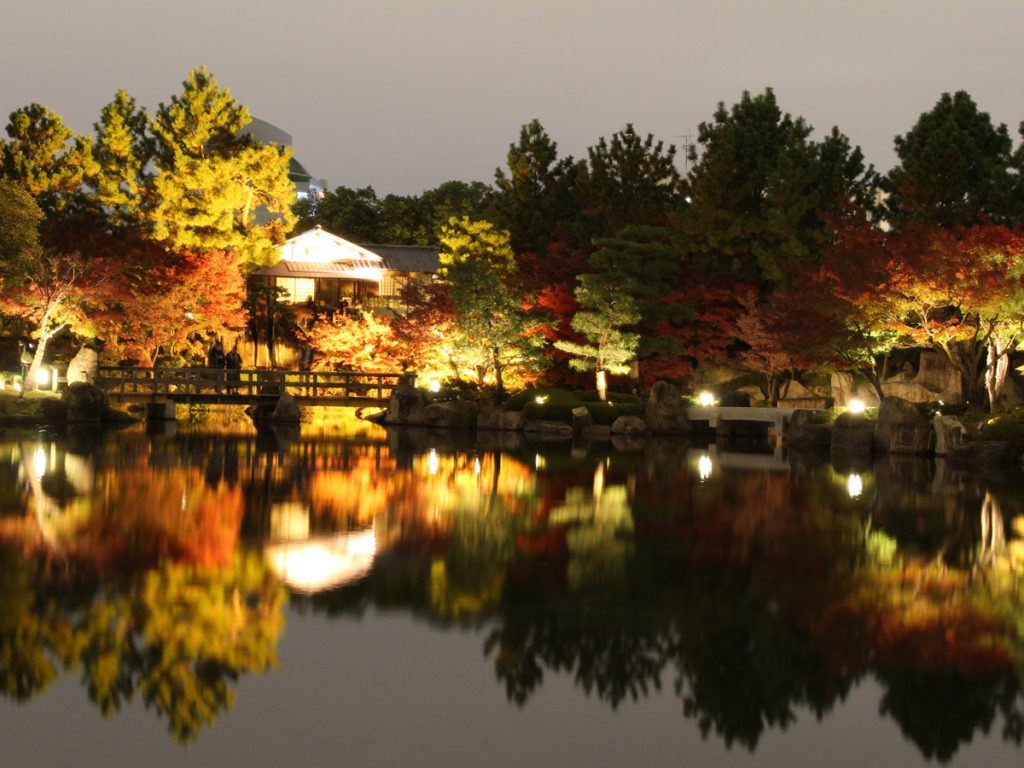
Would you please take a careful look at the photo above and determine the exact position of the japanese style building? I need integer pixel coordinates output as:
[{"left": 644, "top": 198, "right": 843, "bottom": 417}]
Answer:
[{"left": 252, "top": 226, "right": 440, "bottom": 313}]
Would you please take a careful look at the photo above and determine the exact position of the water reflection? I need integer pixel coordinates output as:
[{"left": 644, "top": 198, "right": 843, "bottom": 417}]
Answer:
[{"left": 0, "top": 427, "right": 1023, "bottom": 762}]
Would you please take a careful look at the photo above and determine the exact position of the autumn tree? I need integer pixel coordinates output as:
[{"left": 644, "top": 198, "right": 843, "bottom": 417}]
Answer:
[
  {"left": 0, "top": 181, "right": 88, "bottom": 382},
  {"left": 438, "top": 217, "right": 546, "bottom": 396},
  {"left": 304, "top": 311, "right": 405, "bottom": 372}
]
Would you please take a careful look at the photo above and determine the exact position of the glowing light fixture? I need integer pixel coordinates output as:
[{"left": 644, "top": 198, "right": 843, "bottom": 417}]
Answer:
[
  {"left": 698, "top": 454, "right": 713, "bottom": 481},
  {"left": 534, "top": 395, "right": 549, "bottom": 404},
  {"left": 429, "top": 379, "right": 441, "bottom": 393},
  {"left": 847, "top": 473, "right": 863, "bottom": 498},
  {"left": 697, "top": 391, "right": 716, "bottom": 407},
  {"left": 35, "top": 367, "right": 50, "bottom": 386},
  {"left": 428, "top": 449, "right": 439, "bottom": 476},
  {"left": 848, "top": 399, "right": 866, "bottom": 414}
]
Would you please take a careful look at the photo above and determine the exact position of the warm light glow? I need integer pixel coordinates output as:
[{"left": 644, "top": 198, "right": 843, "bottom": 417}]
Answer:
[
  {"left": 697, "top": 391, "right": 716, "bottom": 407},
  {"left": 13, "top": 380, "right": 22, "bottom": 393},
  {"left": 534, "top": 394, "right": 548, "bottom": 404},
  {"left": 535, "top": 454, "right": 546, "bottom": 470},
  {"left": 428, "top": 449, "right": 439, "bottom": 476},
  {"left": 34, "top": 367, "right": 50, "bottom": 386},
  {"left": 698, "top": 454, "right": 713, "bottom": 481},
  {"left": 473, "top": 457, "right": 481, "bottom": 477},
  {"left": 847, "top": 473, "right": 863, "bottom": 498},
  {"left": 848, "top": 399, "right": 866, "bottom": 414},
  {"left": 33, "top": 447, "right": 46, "bottom": 478},
  {"left": 429, "top": 379, "right": 441, "bottom": 393},
  {"left": 264, "top": 528, "right": 377, "bottom": 594}
]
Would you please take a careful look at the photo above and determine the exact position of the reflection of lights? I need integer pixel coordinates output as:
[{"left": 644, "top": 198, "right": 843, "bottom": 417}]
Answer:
[
  {"left": 474, "top": 457, "right": 481, "bottom": 477},
  {"left": 847, "top": 473, "right": 863, "bottom": 498},
  {"left": 697, "top": 391, "right": 716, "bottom": 407},
  {"left": 698, "top": 454, "right": 712, "bottom": 481},
  {"left": 180, "top": 491, "right": 187, "bottom": 512},
  {"left": 265, "top": 528, "right": 377, "bottom": 594},
  {"left": 535, "top": 454, "right": 545, "bottom": 470},
  {"left": 593, "top": 462, "right": 605, "bottom": 500},
  {"left": 848, "top": 399, "right": 866, "bottom": 414},
  {"left": 33, "top": 447, "right": 47, "bottom": 477},
  {"left": 429, "top": 379, "right": 441, "bottom": 393},
  {"left": 534, "top": 395, "right": 548, "bottom": 404},
  {"left": 428, "top": 449, "right": 439, "bottom": 476}
]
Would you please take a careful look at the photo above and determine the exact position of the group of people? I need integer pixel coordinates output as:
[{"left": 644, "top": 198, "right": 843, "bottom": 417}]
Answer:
[{"left": 206, "top": 340, "right": 243, "bottom": 392}]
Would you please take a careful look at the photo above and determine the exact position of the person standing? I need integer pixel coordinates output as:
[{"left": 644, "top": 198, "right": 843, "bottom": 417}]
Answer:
[{"left": 225, "top": 343, "right": 242, "bottom": 394}]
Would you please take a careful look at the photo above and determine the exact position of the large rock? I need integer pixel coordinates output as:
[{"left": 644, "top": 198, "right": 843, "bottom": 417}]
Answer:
[
  {"left": 63, "top": 382, "right": 108, "bottom": 422},
  {"left": 270, "top": 392, "right": 302, "bottom": 422},
  {"left": 933, "top": 414, "right": 966, "bottom": 455},
  {"left": 948, "top": 440, "right": 1020, "bottom": 467},
  {"left": 422, "top": 400, "right": 479, "bottom": 429},
  {"left": 522, "top": 419, "right": 573, "bottom": 438},
  {"left": 66, "top": 347, "right": 99, "bottom": 386},
  {"left": 571, "top": 406, "right": 594, "bottom": 432},
  {"left": 787, "top": 422, "right": 833, "bottom": 449},
  {"left": 831, "top": 412, "right": 874, "bottom": 456},
  {"left": 477, "top": 408, "right": 525, "bottom": 431},
  {"left": 384, "top": 386, "right": 428, "bottom": 425},
  {"left": 874, "top": 397, "right": 934, "bottom": 454},
  {"left": 645, "top": 381, "right": 690, "bottom": 434},
  {"left": 611, "top": 415, "right": 647, "bottom": 435}
]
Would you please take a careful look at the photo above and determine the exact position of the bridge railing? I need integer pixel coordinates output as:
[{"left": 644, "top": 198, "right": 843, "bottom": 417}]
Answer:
[{"left": 97, "top": 367, "right": 409, "bottom": 401}]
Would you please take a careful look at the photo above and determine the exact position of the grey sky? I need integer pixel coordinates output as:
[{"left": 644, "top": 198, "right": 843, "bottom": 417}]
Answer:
[{"left": 1, "top": 0, "right": 1022, "bottom": 195}]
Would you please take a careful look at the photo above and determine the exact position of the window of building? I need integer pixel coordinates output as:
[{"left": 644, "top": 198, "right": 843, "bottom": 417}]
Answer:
[{"left": 275, "top": 277, "right": 316, "bottom": 304}]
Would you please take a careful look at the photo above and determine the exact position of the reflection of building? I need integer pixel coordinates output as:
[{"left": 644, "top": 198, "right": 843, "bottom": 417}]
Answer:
[
  {"left": 263, "top": 502, "right": 377, "bottom": 594},
  {"left": 252, "top": 226, "right": 440, "bottom": 312}
]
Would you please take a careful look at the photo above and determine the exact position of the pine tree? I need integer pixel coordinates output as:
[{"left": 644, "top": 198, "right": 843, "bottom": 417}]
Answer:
[{"left": 148, "top": 67, "right": 295, "bottom": 266}]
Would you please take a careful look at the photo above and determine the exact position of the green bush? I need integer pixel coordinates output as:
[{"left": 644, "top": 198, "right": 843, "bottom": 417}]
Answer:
[
  {"left": 573, "top": 390, "right": 642, "bottom": 405},
  {"left": 504, "top": 388, "right": 577, "bottom": 412},
  {"left": 521, "top": 389, "right": 583, "bottom": 421},
  {"left": 585, "top": 401, "right": 645, "bottom": 425},
  {"left": 982, "top": 408, "right": 1024, "bottom": 449}
]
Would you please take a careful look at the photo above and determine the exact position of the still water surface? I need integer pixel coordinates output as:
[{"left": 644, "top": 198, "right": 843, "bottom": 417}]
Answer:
[{"left": 1, "top": 419, "right": 1024, "bottom": 767}]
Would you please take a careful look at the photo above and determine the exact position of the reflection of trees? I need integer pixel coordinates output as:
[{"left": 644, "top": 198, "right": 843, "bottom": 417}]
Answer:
[
  {"left": 301, "top": 444, "right": 1024, "bottom": 760},
  {"left": 0, "top": 547, "right": 284, "bottom": 743}
]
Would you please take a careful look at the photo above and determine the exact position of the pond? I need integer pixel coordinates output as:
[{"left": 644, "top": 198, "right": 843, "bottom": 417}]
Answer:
[{"left": 1, "top": 417, "right": 1023, "bottom": 767}]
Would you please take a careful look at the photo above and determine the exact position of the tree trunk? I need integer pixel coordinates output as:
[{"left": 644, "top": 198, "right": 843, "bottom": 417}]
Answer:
[
  {"left": 596, "top": 370, "right": 608, "bottom": 402},
  {"left": 985, "top": 338, "right": 1011, "bottom": 413}
]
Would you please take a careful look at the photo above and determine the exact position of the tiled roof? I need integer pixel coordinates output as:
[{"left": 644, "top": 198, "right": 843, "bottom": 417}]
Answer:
[{"left": 362, "top": 244, "right": 441, "bottom": 273}]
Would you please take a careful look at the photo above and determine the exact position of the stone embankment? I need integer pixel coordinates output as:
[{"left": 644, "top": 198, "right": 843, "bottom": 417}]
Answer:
[{"left": 381, "top": 382, "right": 1022, "bottom": 469}]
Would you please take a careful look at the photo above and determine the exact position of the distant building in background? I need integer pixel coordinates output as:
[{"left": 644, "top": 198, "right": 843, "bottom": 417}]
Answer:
[
  {"left": 252, "top": 226, "right": 439, "bottom": 313},
  {"left": 241, "top": 117, "right": 328, "bottom": 200}
]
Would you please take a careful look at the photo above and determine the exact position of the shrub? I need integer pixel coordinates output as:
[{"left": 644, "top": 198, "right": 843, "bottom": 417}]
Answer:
[
  {"left": 982, "top": 408, "right": 1024, "bottom": 449},
  {"left": 521, "top": 389, "right": 583, "bottom": 421},
  {"left": 504, "top": 388, "right": 576, "bottom": 412},
  {"left": 573, "top": 390, "right": 642, "bottom": 405},
  {"left": 585, "top": 401, "right": 644, "bottom": 425}
]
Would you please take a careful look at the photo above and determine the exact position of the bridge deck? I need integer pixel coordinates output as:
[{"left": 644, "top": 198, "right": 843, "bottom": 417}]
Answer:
[
  {"left": 686, "top": 405, "right": 818, "bottom": 431},
  {"left": 97, "top": 367, "right": 407, "bottom": 406}
]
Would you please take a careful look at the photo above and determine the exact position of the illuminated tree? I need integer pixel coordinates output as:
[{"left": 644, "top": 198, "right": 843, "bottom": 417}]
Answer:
[
  {"left": 305, "top": 311, "right": 405, "bottom": 372},
  {"left": 87, "top": 89, "right": 154, "bottom": 226},
  {"left": 149, "top": 67, "right": 295, "bottom": 266},
  {"left": 438, "top": 217, "right": 547, "bottom": 395},
  {"left": 0, "top": 103, "right": 96, "bottom": 216}
]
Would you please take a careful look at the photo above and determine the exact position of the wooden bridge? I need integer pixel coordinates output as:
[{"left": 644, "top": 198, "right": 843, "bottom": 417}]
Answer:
[{"left": 97, "top": 366, "right": 409, "bottom": 406}]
